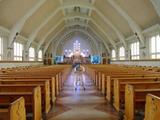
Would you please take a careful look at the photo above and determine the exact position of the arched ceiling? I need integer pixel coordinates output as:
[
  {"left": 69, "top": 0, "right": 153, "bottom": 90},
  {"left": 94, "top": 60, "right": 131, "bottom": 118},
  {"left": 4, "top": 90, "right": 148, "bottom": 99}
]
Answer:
[
  {"left": 54, "top": 31, "right": 98, "bottom": 54},
  {"left": 0, "top": 0, "right": 159, "bottom": 52}
]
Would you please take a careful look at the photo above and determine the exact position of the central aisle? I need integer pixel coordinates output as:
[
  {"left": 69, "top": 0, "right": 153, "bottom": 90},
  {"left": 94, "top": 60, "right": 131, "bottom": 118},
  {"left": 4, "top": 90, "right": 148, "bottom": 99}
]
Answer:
[{"left": 47, "top": 72, "right": 119, "bottom": 120}]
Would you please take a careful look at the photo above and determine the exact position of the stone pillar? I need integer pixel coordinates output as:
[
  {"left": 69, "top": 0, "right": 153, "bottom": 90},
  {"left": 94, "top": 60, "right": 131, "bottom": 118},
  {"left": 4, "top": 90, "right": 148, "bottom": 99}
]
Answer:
[
  {"left": 125, "top": 45, "right": 130, "bottom": 60},
  {"left": 7, "top": 48, "right": 14, "bottom": 60},
  {"left": 23, "top": 45, "right": 29, "bottom": 61},
  {"left": 115, "top": 49, "right": 119, "bottom": 60},
  {"left": 35, "top": 48, "right": 38, "bottom": 61},
  {"left": 3, "top": 35, "right": 9, "bottom": 60},
  {"left": 140, "top": 41, "right": 147, "bottom": 59}
]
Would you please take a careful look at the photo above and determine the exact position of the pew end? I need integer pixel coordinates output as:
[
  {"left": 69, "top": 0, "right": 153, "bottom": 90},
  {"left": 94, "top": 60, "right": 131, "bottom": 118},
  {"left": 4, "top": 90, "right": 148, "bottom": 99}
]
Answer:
[
  {"left": 144, "top": 94, "right": 160, "bottom": 120},
  {"left": 0, "top": 97, "right": 26, "bottom": 120},
  {"left": 124, "top": 84, "right": 134, "bottom": 120}
]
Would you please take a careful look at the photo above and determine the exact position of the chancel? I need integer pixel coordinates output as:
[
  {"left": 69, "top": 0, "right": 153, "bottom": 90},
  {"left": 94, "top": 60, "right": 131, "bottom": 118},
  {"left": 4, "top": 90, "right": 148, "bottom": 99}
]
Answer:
[{"left": 0, "top": 0, "right": 160, "bottom": 120}]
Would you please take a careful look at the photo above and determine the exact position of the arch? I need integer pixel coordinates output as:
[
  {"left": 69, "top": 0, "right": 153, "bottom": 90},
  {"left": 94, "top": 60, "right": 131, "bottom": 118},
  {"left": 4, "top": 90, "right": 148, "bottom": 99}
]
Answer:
[
  {"left": 8, "top": 0, "right": 144, "bottom": 55},
  {"left": 44, "top": 28, "right": 100, "bottom": 55},
  {"left": 36, "top": 19, "right": 64, "bottom": 51},
  {"left": 88, "top": 27, "right": 111, "bottom": 53},
  {"left": 91, "top": 19, "right": 117, "bottom": 50},
  {"left": 8, "top": 0, "right": 46, "bottom": 49},
  {"left": 53, "top": 29, "right": 101, "bottom": 56},
  {"left": 107, "top": 0, "right": 145, "bottom": 46}
]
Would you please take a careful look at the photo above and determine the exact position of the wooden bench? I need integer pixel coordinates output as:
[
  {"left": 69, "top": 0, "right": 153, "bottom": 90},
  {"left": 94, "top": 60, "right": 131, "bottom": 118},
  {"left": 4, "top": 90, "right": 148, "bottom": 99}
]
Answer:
[
  {"left": 0, "top": 86, "right": 41, "bottom": 120},
  {"left": 85, "top": 65, "right": 160, "bottom": 94},
  {"left": 0, "top": 97, "right": 26, "bottom": 120},
  {"left": 0, "top": 65, "right": 70, "bottom": 119},
  {"left": 0, "top": 76, "right": 58, "bottom": 103},
  {"left": 0, "top": 65, "right": 71, "bottom": 92},
  {"left": 113, "top": 78, "right": 160, "bottom": 111},
  {"left": 125, "top": 84, "right": 160, "bottom": 120},
  {"left": 144, "top": 94, "right": 160, "bottom": 120},
  {"left": 106, "top": 76, "right": 160, "bottom": 102},
  {"left": 0, "top": 80, "right": 51, "bottom": 114}
]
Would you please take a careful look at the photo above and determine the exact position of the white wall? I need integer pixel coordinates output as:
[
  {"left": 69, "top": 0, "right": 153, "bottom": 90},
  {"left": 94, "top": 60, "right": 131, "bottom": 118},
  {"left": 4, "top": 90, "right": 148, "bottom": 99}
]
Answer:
[
  {"left": 112, "top": 60, "right": 160, "bottom": 67},
  {"left": 0, "top": 61, "right": 43, "bottom": 69}
]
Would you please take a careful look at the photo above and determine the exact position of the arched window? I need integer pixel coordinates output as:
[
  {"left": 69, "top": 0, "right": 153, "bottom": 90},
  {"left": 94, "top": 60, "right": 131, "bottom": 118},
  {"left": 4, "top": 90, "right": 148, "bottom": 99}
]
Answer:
[
  {"left": 130, "top": 41, "right": 139, "bottom": 60},
  {"left": 14, "top": 42, "right": 23, "bottom": 61},
  {"left": 111, "top": 50, "right": 116, "bottom": 60},
  {"left": 73, "top": 40, "right": 80, "bottom": 52},
  {"left": 119, "top": 47, "right": 125, "bottom": 60},
  {"left": 0, "top": 37, "right": 3, "bottom": 60},
  {"left": 38, "top": 50, "right": 43, "bottom": 61},
  {"left": 150, "top": 34, "right": 160, "bottom": 59},
  {"left": 29, "top": 47, "right": 35, "bottom": 61}
]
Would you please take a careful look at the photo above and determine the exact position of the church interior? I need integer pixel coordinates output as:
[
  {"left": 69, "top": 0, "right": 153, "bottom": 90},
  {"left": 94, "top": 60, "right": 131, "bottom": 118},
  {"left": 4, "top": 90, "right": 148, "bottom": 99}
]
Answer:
[{"left": 0, "top": 0, "right": 160, "bottom": 120}]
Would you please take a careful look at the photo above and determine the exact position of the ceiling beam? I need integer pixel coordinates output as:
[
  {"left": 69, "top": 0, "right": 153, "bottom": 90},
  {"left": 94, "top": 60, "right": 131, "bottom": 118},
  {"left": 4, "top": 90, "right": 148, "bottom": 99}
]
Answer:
[
  {"left": 8, "top": 0, "right": 46, "bottom": 49},
  {"left": 25, "top": 8, "right": 61, "bottom": 51},
  {"left": 63, "top": 8, "right": 127, "bottom": 48},
  {"left": 88, "top": 30, "right": 110, "bottom": 53},
  {"left": 95, "top": 8, "right": 127, "bottom": 48},
  {"left": 37, "top": 4, "right": 125, "bottom": 50},
  {"left": 88, "top": 27, "right": 111, "bottom": 53},
  {"left": 64, "top": 12, "right": 90, "bottom": 20},
  {"left": 6, "top": 0, "right": 147, "bottom": 55},
  {"left": 86, "top": 0, "right": 96, "bottom": 29},
  {"left": 26, "top": 1, "right": 93, "bottom": 52},
  {"left": 150, "top": 0, "right": 160, "bottom": 17},
  {"left": 59, "top": 0, "right": 67, "bottom": 24},
  {"left": 44, "top": 27, "right": 108, "bottom": 54},
  {"left": 57, "top": 32, "right": 97, "bottom": 54},
  {"left": 36, "top": 19, "right": 64, "bottom": 51},
  {"left": 65, "top": 21, "right": 88, "bottom": 27},
  {"left": 19, "top": 0, "right": 135, "bottom": 52},
  {"left": 48, "top": 25, "right": 113, "bottom": 55},
  {"left": 91, "top": 19, "right": 117, "bottom": 50},
  {"left": 52, "top": 29, "right": 102, "bottom": 56},
  {"left": 21, "top": 0, "right": 120, "bottom": 50},
  {"left": 62, "top": 22, "right": 115, "bottom": 50},
  {"left": 60, "top": 0, "right": 94, "bottom": 10},
  {"left": 51, "top": 16, "right": 117, "bottom": 51},
  {"left": 107, "top": 0, "right": 145, "bottom": 46},
  {"left": 43, "top": 27, "right": 65, "bottom": 53},
  {"left": 42, "top": 17, "right": 115, "bottom": 53}
]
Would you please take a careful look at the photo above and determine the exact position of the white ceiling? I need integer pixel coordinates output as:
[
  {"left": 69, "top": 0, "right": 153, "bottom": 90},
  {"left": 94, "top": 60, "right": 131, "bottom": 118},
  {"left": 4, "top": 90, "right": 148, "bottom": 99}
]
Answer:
[{"left": 0, "top": 0, "right": 159, "bottom": 51}]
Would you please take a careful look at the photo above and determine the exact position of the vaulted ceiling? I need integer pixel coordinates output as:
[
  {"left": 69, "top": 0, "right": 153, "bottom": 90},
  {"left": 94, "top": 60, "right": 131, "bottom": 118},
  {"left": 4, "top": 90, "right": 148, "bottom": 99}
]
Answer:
[{"left": 0, "top": 0, "right": 159, "bottom": 52}]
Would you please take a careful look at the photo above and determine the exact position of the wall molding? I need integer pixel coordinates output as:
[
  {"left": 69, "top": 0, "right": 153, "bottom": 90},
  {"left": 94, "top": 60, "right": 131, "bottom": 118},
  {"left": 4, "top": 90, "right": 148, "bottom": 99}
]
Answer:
[
  {"left": 112, "top": 59, "right": 160, "bottom": 66},
  {"left": 0, "top": 61, "right": 43, "bottom": 68}
]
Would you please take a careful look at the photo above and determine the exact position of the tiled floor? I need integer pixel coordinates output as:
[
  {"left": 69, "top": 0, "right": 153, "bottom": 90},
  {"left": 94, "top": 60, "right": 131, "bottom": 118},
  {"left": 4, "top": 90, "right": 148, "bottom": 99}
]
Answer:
[{"left": 46, "top": 72, "right": 119, "bottom": 120}]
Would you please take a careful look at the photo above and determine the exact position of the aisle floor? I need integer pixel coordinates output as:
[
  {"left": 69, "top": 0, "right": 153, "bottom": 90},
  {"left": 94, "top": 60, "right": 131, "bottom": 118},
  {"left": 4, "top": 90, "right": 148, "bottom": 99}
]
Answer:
[{"left": 47, "top": 72, "right": 119, "bottom": 120}]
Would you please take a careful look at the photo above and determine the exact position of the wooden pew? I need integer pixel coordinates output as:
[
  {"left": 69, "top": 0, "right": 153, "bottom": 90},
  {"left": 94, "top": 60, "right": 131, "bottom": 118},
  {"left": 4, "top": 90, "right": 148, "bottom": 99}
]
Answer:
[
  {"left": 113, "top": 78, "right": 160, "bottom": 111},
  {"left": 0, "top": 80, "right": 51, "bottom": 114},
  {"left": 144, "top": 94, "right": 160, "bottom": 120},
  {"left": 106, "top": 76, "right": 160, "bottom": 102},
  {"left": 85, "top": 64, "right": 160, "bottom": 95},
  {"left": 0, "top": 65, "right": 71, "bottom": 94},
  {"left": 0, "top": 97, "right": 26, "bottom": 120},
  {"left": 125, "top": 84, "right": 160, "bottom": 120},
  {"left": 0, "top": 76, "right": 58, "bottom": 103},
  {"left": 0, "top": 86, "right": 42, "bottom": 120}
]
